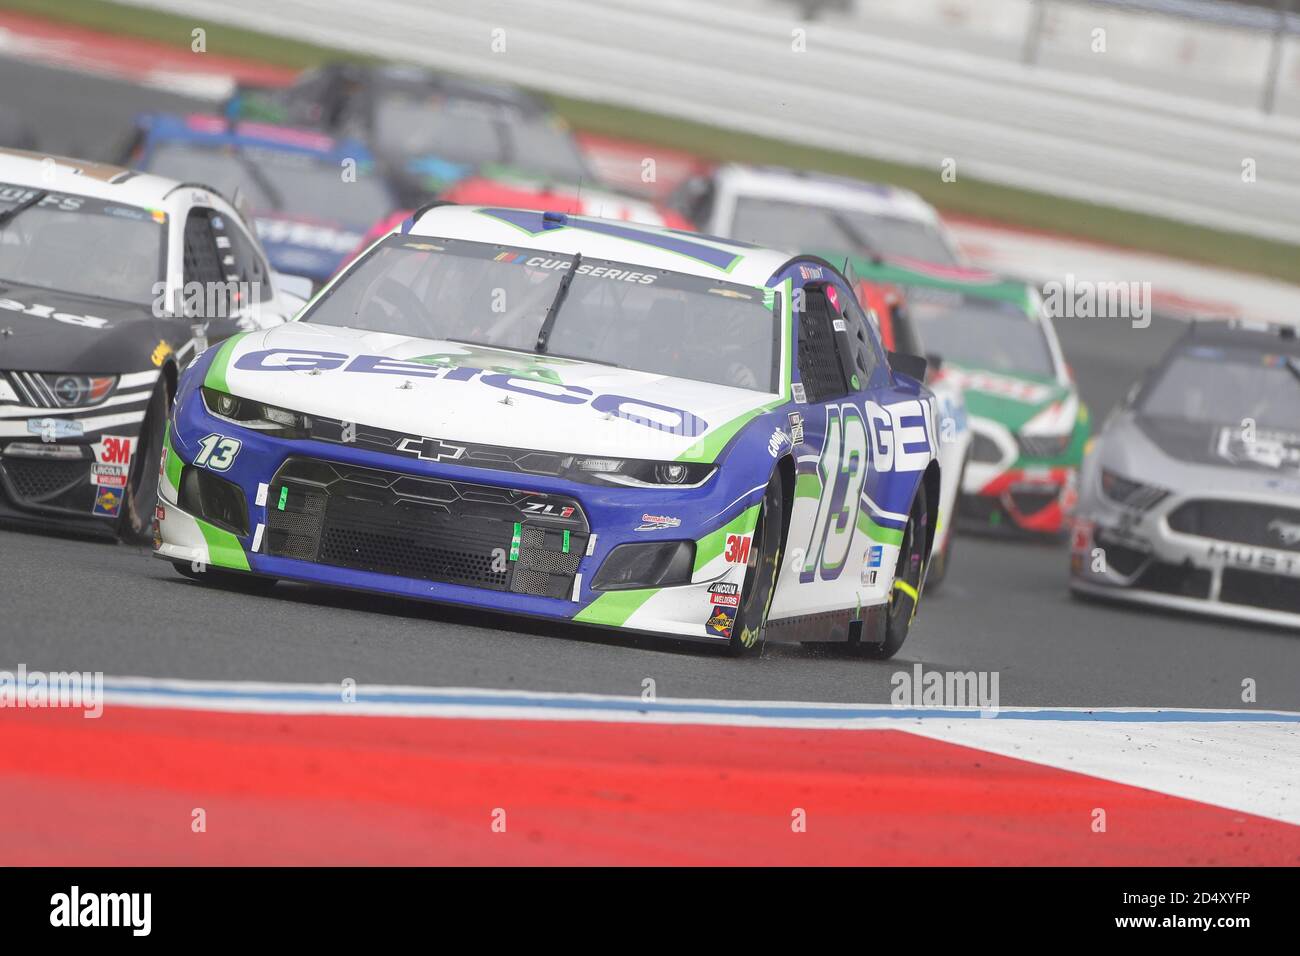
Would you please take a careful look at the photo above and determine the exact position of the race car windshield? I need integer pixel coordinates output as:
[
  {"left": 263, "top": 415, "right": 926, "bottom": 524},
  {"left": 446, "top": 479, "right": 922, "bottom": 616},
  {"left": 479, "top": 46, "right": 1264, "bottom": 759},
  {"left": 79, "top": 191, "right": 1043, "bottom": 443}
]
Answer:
[
  {"left": 373, "top": 96, "right": 588, "bottom": 181},
  {"left": 730, "top": 195, "right": 958, "bottom": 266},
  {"left": 302, "top": 234, "right": 780, "bottom": 392},
  {"left": 906, "top": 292, "right": 1057, "bottom": 379},
  {"left": 0, "top": 184, "right": 165, "bottom": 306},
  {"left": 145, "top": 143, "right": 394, "bottom": 225},
  {"left": 1139, "top": 348, "right": 1300, "bottom": 432}
]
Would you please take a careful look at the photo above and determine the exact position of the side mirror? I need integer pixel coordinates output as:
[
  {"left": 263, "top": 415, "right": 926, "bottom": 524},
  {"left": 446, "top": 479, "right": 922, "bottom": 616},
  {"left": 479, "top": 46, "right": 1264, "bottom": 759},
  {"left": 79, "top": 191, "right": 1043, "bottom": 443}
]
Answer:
[{"left": 888, "top": 351, "right": 928, "bottom": 382}]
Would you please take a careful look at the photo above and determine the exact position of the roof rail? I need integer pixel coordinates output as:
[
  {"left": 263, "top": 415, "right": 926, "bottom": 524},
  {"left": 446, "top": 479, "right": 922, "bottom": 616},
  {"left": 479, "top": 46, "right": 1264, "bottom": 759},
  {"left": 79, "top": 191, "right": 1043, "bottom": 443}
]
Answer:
[
  {"left": 163, "top": 180, "right": 235, "bottom": 206},
  {"left": 410, "top": 199, "right": 457, "bottom": 221}
]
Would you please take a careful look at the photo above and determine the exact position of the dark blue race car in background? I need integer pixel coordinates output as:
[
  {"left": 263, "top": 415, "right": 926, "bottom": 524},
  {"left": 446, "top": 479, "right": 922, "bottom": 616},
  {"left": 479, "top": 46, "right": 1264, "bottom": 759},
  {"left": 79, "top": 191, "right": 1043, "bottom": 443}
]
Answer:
[{"left": 121, "top": 113, "right": 399, "bottom": 288}]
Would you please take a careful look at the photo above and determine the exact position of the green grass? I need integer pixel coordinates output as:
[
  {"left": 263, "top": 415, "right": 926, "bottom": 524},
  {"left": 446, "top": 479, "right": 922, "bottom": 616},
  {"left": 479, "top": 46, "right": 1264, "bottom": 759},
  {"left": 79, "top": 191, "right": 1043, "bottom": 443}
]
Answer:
[{"left": 8, "top": 0, "right": 1300, "bottom": 284}]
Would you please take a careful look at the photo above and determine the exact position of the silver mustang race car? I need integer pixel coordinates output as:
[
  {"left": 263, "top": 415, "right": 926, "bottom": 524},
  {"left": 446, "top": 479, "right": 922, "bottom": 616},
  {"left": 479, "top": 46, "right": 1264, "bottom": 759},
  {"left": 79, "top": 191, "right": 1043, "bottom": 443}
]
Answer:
[{"left": 1070, "top": 319, "right": 1300, "bottom": 628}]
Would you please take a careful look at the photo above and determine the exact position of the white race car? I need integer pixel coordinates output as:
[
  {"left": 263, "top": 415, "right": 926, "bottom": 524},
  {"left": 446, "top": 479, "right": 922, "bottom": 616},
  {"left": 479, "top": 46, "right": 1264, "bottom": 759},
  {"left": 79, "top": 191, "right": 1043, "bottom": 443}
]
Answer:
[
  {"left": 673, "top": 163, "right": 965, "bottom": 267},
  {"left": 157, "top": 204, "right": 944, "bottom": 657}
]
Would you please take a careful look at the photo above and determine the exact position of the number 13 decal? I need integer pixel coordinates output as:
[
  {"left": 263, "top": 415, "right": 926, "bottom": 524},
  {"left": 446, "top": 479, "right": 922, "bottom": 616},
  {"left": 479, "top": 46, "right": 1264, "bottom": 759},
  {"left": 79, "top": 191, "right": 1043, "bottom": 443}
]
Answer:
[
  {"left": 800, "top": 405, "right": 868, "bottom": 583},
  {"left": 194, "top": 433, "right": 242, "bottom": 472}
]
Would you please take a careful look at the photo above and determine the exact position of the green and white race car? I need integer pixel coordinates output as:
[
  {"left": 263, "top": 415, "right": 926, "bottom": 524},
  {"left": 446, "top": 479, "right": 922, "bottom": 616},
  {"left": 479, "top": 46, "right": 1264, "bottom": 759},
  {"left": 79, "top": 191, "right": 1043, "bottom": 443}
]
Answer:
[{"left": 847, "top": 257, "right": 1089, "bottom": 535}]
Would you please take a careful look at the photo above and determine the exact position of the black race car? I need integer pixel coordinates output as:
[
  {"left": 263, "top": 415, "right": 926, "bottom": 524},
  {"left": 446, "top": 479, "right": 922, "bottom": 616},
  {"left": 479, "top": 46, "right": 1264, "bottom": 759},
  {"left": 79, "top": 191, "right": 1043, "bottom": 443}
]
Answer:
[{"left": 0, "top": 149, "right": 302, "bottom": 540}]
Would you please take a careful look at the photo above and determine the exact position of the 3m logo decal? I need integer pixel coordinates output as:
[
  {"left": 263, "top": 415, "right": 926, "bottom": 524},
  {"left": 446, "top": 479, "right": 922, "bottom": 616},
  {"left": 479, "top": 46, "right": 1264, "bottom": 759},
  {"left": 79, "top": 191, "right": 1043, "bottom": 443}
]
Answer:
[
  {"left": 724, "top": 534, "right": 752, "bottom": 564},
  {"left": 99, "top": 436, "right": 133, "bottom": 465}
]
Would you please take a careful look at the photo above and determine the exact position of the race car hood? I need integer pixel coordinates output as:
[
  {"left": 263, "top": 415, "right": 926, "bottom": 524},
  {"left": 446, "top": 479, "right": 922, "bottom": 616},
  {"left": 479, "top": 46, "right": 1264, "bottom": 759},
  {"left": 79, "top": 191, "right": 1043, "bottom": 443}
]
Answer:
[
  {"left": 0, "top": 283, "right": 162, "bottom": 374},
  {"left": 933, "top": 363, "right": 1072, "bottom": 431},
  {"left": 210, "top": 322, "right": 776, "bottom": 462},
  {"left": 254, "top": 214, "right": 367, "bottom": 282},
  {"left": 1114, "top": 413, "right": 1300, "bottom": 493}
]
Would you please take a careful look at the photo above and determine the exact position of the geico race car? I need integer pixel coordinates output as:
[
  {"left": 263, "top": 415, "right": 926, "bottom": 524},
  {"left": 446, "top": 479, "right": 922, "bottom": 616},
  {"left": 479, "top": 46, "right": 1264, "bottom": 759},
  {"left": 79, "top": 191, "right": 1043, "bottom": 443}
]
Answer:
[
  {"left": 157, "top": 205, "right": 942, "bottom": 657},
  {"left": 845, "top": 255, "right": 1088, "bottom": 535},
  {"left": 1071, "top": 320, "right": 1300, "bottom": 628},
  {"left": 0, "top": 149, "right": 300, "bottom": 540}
]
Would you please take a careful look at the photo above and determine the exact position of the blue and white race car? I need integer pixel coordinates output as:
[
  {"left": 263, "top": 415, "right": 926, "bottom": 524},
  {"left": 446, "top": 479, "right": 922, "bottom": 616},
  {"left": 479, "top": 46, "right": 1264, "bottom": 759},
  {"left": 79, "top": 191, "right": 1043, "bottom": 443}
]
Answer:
[
  {"left": 123, "top": 114, "right": 398, "bottom": 288},
  {"left": 155, "top": 206, "right": 942, "bottom": 657}
]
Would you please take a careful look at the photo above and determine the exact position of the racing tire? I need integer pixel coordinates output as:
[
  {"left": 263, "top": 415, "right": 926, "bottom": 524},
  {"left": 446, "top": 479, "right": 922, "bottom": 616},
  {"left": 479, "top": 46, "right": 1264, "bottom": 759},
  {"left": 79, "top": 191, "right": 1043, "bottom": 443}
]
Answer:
[
  {"left": 923, "top": 456, "right": 966, "bottom": 593},
  {"left": 119, "top": 377, "right": 170, "bottom": 544},
  {"left": 859, "top": 489, "right": 928, "bottom": 660},
  {"left": 172, "top": 560, "right": 278, "bottom": 595},
  {"left": 727, "top": 475, "right": 785, "bottom": 657}
]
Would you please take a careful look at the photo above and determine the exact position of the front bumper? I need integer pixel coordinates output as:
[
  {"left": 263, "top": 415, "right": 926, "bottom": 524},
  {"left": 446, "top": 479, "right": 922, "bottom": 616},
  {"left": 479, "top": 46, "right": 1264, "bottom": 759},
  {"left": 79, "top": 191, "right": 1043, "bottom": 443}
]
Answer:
[
  {"left": 1070, "top": 491, "right": 1300, "bottom": 629},
  {"left": 959, "top": 465, "right": 1076, "bottom": 534},
  {"left": 0, "top": 373, "right": 157, "bottom": 534},
  {"left": 155, "top": 382, "right": 769, "bottom": 643}
]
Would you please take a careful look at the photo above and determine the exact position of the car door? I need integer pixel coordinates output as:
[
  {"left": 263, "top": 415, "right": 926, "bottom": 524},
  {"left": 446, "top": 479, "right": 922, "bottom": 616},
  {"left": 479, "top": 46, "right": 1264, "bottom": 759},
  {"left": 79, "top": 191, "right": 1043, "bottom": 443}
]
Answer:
[
  {"left": 769, "top": 263, "right": 863, "bottom": 623},
  {"left": 770, "top": 261, "right": 934, "bottom": 628}
]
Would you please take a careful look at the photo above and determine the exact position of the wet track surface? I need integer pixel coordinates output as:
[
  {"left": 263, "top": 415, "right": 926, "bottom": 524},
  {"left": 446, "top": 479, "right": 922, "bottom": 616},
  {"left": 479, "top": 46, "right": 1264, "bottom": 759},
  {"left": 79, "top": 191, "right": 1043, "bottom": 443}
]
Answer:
[{"left": 1, "top": 57, "right": 1298, "bottom": 709}]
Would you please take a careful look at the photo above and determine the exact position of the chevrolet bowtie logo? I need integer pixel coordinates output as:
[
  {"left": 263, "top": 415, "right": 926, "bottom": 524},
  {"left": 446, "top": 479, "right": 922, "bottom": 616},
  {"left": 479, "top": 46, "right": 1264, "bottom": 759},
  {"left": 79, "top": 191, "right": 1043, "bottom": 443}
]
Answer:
[{"left": 396, "top": 436, "right": 466, "bottom": 462}]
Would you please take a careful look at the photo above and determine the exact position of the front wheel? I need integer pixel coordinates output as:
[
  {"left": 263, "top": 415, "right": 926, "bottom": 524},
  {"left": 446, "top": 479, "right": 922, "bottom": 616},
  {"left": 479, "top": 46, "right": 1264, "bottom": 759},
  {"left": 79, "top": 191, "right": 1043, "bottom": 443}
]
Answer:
[
  {"left": 119, "top": 377, "right": 170, "bottom": 544},
  {"left": 924, "top": 456, "right": 966, "bottom": 593},
  {"left": 859, "top": 489, "right": 928, "bottom": 660},
  {"left": 727, "top": 475, "right": 785, "bottom": 656}
]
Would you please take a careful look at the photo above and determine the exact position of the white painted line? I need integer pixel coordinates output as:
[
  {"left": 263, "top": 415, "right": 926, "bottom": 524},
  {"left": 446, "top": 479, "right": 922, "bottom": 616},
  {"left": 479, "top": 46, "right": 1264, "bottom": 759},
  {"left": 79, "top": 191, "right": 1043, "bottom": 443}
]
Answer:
[{"left": 905, "top": 718, "right": 1300, "bottom": 826}]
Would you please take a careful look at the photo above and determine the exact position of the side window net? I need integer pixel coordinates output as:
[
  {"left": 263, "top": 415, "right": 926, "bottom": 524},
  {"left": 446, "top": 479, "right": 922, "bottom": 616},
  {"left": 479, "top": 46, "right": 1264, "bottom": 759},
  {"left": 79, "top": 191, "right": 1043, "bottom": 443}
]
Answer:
[{"left": 796, "top": 285, "right": 849, "bottom": 403}]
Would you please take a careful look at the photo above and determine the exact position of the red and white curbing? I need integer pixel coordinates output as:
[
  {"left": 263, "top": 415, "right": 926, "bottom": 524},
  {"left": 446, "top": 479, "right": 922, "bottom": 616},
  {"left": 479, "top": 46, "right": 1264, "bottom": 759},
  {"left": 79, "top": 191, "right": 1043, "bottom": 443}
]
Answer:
[{"left": 2, "top": 676, "right": 1297, "bottom": 865}]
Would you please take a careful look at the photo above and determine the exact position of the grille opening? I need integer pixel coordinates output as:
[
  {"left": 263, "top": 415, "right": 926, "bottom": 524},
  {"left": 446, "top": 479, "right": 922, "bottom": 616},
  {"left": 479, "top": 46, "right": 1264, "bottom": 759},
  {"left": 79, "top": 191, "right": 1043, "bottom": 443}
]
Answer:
[
  {"left": 1093, "top": 530, "right": 1148, "bottom": 577},
  {"left": 1135, "top": 561, "right": 1211, "bottom": 599},
  {"left": 178, "top": 466, "right": 249, "bottom": 537},
  {"left": 1220, "top": 569, "right": 1300, "bottom": 615},
  {"left": 1168, "top": 499, "right": 1300, "bottom": 552},
  {"left": 264, "top": 457, "right": 587, "bottom": 597},
  {"left": 3, "top": 457, "right": 89, "bottom": 501}
]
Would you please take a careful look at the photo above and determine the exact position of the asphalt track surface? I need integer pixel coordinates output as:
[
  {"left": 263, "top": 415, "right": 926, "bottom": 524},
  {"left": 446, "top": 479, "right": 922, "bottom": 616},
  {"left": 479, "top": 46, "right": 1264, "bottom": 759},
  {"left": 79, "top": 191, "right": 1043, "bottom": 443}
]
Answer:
[{"left": 2, "top": 58, "right": 1299, "bottom": 710}]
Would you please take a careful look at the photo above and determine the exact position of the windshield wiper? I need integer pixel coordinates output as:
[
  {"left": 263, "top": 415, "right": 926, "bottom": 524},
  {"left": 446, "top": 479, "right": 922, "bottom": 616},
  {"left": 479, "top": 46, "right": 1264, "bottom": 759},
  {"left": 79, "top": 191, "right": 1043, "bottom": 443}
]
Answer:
[
  {"left": 0, "top": 190, "right": 48, "bottom": 229},
  {"left": 535, "top": 252, "right": 582, "bottom": 354}
]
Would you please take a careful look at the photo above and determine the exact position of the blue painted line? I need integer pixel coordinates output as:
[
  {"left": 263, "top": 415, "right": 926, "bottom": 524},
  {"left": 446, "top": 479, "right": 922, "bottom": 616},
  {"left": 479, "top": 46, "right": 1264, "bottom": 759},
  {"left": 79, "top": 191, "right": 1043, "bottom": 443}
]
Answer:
[{"left": 98, "top": 682, "right": 1300, "bottom": 723}]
